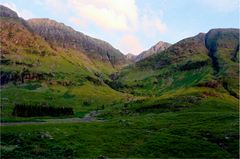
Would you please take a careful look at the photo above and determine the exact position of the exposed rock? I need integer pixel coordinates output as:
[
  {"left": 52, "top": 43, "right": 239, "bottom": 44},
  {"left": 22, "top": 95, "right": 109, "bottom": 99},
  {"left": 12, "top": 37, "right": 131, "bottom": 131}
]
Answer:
[
  {"left": 135, "top": 41, "right": 171, "bottom": 62},
  {"left": 125, "top": 53, "right": 136, "bottom": 62},
  {"left": 27, "top": 18, "right": 127, "bottom": 66},
  {"left": 167, "top": 33, "right": 206, "bottom": 57},
  {"left": 0, "top": 5, "right": 18, "bottom": 18},
  {"left": 205, "top": 28, "right": 239, "bottom": 51}
]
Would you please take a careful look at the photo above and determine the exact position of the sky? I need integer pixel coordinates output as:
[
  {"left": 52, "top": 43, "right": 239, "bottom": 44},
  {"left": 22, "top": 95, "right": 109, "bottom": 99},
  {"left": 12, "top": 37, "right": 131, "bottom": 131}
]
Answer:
[{"left": 0, "top": 0, "right": 239, "bottom": 55}]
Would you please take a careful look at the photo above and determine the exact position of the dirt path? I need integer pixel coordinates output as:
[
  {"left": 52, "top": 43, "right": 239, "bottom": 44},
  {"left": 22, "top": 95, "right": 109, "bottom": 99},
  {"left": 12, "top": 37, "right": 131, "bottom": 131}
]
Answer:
[{"left": 1, "top": 111, "right": 103, "bottom": 126}]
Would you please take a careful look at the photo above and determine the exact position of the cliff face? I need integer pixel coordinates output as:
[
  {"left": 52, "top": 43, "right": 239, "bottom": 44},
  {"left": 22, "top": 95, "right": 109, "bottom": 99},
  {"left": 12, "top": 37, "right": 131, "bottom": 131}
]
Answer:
[
  {"left": 27, "top": 18, "right": 127, "bottom": 66},
  {"left": 135, "top": 41, "right": 171, "bottom": 62}
]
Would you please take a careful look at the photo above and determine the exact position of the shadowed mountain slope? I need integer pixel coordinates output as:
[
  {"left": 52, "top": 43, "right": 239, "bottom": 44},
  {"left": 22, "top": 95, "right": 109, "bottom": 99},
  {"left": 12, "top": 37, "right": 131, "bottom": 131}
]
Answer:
[{"left": 205, "top": 28, "right": 239, "bottom": 98}]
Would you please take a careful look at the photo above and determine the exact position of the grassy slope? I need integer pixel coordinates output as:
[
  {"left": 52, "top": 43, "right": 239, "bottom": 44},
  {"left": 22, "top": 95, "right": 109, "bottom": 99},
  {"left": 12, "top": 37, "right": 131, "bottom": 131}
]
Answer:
[
  {"left": 116, "top": 34, "right": 217, "bottom": 96},
  {"left": 116, "top": 30, "right": 239, "bottom": 99}
]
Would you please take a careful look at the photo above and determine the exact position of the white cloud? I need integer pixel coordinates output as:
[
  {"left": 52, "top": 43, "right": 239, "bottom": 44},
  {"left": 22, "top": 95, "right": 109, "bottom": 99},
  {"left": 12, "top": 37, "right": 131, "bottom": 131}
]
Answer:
[
  {"left": 69, "top": 17, "right": 88, "bottom": 28},
  {"left": 68, "top": 0, "right": 138, "bottom": 31},
  {"left": 1, "top": 2, "right": 17, "bottom": 12},
  {"left": 140, "top": 14, "right": 167, "bottom": 37},
  {"left": 67, "top": 0, "right": 167, "bottom": 34},
  {"left": 32, "top": 0, "right": 167, "bottom": 54},
  {"left": 2, "top": 2, "right": 35, "bottom": 19},
  {"left": 18, "top": 9, "right": 35, "bottom": 19},
  {"left": 118, "top": 35, "right": 144, "bottom": 55},
  {"left": 200, "top": 0, "right": 239, "bottom": 12},
  {"left": 40, "top": 0, "right": 68, "bottom": 14}
]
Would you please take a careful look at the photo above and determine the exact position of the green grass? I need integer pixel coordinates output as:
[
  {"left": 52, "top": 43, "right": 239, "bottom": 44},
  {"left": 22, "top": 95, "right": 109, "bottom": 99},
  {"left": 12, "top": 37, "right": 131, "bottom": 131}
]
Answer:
[
  {"left": 0, "top": 117, "right": 45, "bottom": 123},
  {"left": 1, "top": 92, "right": 238, "bottom": 158},
  {"left": 116, "top": 63, "right": 215, "bottom": 97},
  {"left": 0, "top": 81, "right": 126, "bottom": 119}
]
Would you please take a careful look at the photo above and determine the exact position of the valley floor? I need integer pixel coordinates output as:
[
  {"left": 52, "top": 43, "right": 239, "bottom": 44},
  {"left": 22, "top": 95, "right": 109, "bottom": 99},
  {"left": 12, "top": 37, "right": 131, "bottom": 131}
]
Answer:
[{"left": 1, "top": 93, "right": 239, "bottom": 158}]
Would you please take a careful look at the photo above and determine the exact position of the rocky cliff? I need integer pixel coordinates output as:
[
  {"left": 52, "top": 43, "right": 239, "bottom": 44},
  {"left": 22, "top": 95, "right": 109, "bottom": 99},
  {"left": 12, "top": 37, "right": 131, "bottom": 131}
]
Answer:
[{"left": 27, "top": 18, "right": 126, "bottom": 66}]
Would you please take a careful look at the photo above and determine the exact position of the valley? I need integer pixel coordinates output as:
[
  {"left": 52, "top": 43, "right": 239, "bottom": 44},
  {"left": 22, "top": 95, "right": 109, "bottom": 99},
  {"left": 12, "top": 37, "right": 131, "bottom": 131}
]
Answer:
[{"left": 0, "top": 5, "right": 239, "bottom": 158}]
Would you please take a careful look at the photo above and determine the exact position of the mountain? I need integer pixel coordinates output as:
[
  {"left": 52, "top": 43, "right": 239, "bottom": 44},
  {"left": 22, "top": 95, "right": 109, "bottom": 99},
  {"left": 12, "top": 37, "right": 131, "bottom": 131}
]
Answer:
[
  {"left": 125, "top": 53, "right": 136, "bottom": 62},
  {"left": 0, "top": 5, "right": 18, "bottom": 18},
  {"left": 114, "top": 28, "right": 239, "bottom": 98},
  {"left": 135, "top": 41, "right": 171, "bottom": 62},
  {"left": 205, "top": 28, "right": 239, "bottom": 98},
  {"left": 135, "top": 33, "right": 207, "bottom": 69},
  {"left": 0, "top": 5, "right": 125, "bottom": 118},
  {"left": 27, "top": 18, "right": 126, "bottom": 67}
]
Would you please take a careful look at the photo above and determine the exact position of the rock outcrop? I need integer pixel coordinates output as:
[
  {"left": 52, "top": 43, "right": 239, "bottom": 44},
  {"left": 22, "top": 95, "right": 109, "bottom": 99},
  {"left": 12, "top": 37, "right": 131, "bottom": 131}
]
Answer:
[
  {"left": 135, "top": 41, "right": 171, "bottom": 62},
  {"left": 0, "top": 5, "right": 18, "bottom": 18},
  {"left": 125, "top": 53, "right": 136, "bottom": 62}
]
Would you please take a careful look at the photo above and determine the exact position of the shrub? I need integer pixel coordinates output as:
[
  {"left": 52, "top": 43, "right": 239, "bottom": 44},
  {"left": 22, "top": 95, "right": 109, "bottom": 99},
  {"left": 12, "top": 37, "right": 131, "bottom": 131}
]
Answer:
[
  {"left": 12, "top": 104, "right": 73, "bottom": 117},
  {"left": 179, "top": 60, "right": 209, "bottom": 71}
]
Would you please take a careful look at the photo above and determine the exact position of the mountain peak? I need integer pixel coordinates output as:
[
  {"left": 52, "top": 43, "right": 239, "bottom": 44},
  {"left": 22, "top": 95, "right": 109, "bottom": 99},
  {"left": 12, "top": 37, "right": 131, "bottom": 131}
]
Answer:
[
  {"left": 0, "top": 5, "right": 19, "bottom": 19},
  {"left": 125, "top": 53, "right": 136, "bottom": 61},
  {"left": 135, "top": 41, "right": 171, "bottom": 62},
  {"left": 150, "top": 41, "right": 172, "bottom": 53}
]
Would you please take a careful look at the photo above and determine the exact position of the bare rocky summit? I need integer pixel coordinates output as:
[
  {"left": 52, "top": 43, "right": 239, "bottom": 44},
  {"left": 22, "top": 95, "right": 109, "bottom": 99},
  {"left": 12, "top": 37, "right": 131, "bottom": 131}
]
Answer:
[
  {"left": 125, "top": 53, "right": 136, "bottom": 62},
  {"left": 135, "top": 41, "right": 171, "bottom": 62}
]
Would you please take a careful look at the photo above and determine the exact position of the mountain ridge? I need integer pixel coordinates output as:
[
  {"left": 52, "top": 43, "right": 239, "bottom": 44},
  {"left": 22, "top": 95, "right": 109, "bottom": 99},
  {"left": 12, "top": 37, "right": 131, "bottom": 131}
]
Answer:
[
  {"left": 0, "top": 5, "right": 18, "bottom": 18},
  {"left": 27, "top": 18, "right": 127, "bottom": 66},
  {"left": 115, "top": 29, "right": 239, "bottom": 99},
  {"left": 135, "top": 41, "right": 171, "bottom": 62}
]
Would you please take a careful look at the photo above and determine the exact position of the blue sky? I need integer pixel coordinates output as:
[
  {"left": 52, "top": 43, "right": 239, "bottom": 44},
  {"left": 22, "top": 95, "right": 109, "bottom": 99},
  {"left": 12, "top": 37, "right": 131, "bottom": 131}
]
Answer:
[{"left": 0, "top": 0, "right": 239, "bottom": 55}]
